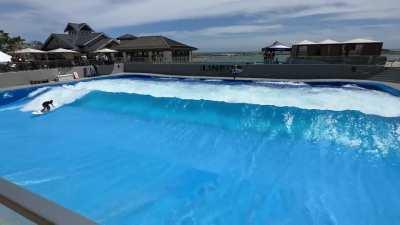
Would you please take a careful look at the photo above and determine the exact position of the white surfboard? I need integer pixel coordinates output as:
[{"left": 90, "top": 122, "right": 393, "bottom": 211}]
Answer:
[
  {"left": 32, "top": 111, "right": 44, "bottom": 115},
  {"left": 32, "top": 108, "right": 54, "bottom": 115}
]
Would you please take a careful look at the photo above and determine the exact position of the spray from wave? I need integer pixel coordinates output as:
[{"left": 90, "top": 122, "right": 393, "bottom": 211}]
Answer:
[{"left": 21, "top": 78, "right": 400, "bottom": 117}]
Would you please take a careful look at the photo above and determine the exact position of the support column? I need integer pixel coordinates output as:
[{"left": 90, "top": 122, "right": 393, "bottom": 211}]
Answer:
[
  {"left": 122, "top": 52, "right": 127, "bottom": 62},
  {"left": 163, "top": 51, "right": 172, "bottom": 64},
  {"left": 148, "top": 51, "right": 153, "bottom": 63}
]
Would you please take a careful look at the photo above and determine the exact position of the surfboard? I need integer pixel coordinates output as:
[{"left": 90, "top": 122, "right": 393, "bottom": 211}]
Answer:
[
  {"left": 32, "top": 111, "right": 44, "bottom": 115},
  {"left": 32, "top": 108, "right": 54, "bottom": 115}
]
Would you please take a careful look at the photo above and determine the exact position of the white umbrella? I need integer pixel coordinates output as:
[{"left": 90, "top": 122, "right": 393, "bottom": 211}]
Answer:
[
  {"left": 13, "top": 48, "right": 46, "bottom": 54},
  {"left": 94, "top": 48, "right": 118, "bottom": 53},
  {"left": 0, "top": 51, "right": 12, "bottom": 63},
  {"left": 47, "top": 48, "right": 79, "bottom": 53}
]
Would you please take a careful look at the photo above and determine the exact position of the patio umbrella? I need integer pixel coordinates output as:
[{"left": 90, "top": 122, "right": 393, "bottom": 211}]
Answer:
[
  {"left": 47, "top": 48, "right": 79, "bottom": 53},
  {"left": 0, "top": 51, "right": 12, "bottom": 63},
  {"left": 94, "top": 48, "right": 118, "bottom": 53},
  {"left": 12, "top": 48, "right": 46, "bottom": 54}
]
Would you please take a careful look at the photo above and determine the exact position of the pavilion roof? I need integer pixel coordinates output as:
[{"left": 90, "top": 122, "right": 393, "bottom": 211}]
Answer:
[{"left": 114, "top": 36, "right": 197, "bottom": 51}]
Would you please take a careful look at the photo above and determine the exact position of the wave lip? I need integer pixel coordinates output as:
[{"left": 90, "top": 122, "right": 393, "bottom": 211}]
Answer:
[
  {"left": 21, "top": 78, "right": 400, "bottom": 117},
  {"left": 22, "top": 85, "right": 91, "bottom": 112},
  {"left": 28, "top": 87, "right": 51, "bottom": 98}
]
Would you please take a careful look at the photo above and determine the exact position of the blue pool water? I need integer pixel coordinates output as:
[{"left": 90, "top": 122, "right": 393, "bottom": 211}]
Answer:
[{"left": 1, "top": 76, "right": 400, "bottom": 225}]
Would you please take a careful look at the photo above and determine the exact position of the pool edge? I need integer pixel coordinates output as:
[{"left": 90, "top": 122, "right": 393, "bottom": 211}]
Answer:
[{"left": 0, "top": 178, "right": 98, "bottom": 225}]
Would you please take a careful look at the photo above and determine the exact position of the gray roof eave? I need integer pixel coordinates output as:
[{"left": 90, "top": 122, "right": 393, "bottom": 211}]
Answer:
[{"left": 82, "top": 33, "right": 105, "bottom": 46}]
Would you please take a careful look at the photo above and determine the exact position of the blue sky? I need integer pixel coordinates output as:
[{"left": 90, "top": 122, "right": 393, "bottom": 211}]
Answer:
[{"left": 1, "top": 0, "right": 399, "bottom": 51}]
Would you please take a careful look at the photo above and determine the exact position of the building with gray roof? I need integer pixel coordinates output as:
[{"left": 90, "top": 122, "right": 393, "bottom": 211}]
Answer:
[
  {"left": 117, "top": 34, "right": 137, "bottom": 40},
  {"left": 41, "top": 23, "right": 197, "bottom": 63},
  {"left": 42, "top": 23, "right": 118, "bottom": 54},
  {"left": 114, "top": 35, "right": 197, "bottom": 63}
]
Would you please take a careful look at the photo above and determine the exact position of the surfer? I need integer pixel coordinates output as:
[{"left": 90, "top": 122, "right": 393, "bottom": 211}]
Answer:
[{"left": 41, "top": 100, "right": 54, "bottom": 113}]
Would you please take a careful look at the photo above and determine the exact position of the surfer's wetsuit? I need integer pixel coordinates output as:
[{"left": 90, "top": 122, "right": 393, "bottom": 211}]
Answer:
[{"left": 41, "top": 100, "right": 53, "bottom": 112}]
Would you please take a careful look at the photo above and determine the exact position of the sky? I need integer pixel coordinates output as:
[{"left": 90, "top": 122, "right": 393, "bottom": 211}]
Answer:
[{"left": 0, "top": 0, "right": 399, "bottom": 52}]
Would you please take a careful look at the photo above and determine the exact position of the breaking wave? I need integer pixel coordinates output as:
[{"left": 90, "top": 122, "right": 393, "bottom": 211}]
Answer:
[
  {"left": 68, "top": 91, "right": 400, "bottom": 155},
  {"left": 21, "top": 78, "right": 400, "bottom": 117}
]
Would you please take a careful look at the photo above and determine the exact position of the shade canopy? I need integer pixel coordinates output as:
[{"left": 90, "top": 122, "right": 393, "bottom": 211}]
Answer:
[
  {"left": 0, "top": 51, "right": 12, "bottom": 63},
  {"left": 295, "top": 40, "right": 317, "bottom": 45},
  {"left": 13, "top": 48, "right": 46, "bottom": 54},
  {"left": 319, "top": 39, "right": 339, "bottom": 44},
  {"left": 94, "top": 48, "right": 118, "bottom": 53},
  {"left": 343, "top": 38, "right": 381, "bottom": 44},
  {"left": 47, "top": 48, "right": 79, "bottom": 53},
  {"left": 262, "top": 41, "right": 291, "bottom": 51},
  {"left": 294, "top": 38, "right": 382, "bottom": 45}
]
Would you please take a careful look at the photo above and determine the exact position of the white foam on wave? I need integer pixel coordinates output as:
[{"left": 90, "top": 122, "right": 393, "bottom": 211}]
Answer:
[
  {"left": 2, "top": 92, "right": 13, "bottom": 98},
  {"left": 395, "top": 125, "right": 400, "bottom": 143},
  {"left": 283, "top": 112, "right": 294, "bottom": 132},
  {"left": 341, "top": 84, "right": 366, "bottom": 90},
  {"left": 204, "top": 79, "right": 223, "bottom": 82},
  {"left": 255, "top": 81, "right": 308, "bottom": 86},
  {"left": 22, "top": 85, "right": 90, "bottom": 112},
  {"left": 28, "top": 87, "right": 51, "bottom": 98},
  {"left": 304, "top": 115, "right": 364, "bottom": 149},
  {"left": 21, "top": 78, "right": 400, "bottom": 117}
]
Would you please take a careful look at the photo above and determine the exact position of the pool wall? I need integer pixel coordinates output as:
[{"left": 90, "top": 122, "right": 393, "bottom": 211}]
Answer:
[
  {"left": 0, "top": 62, "right": 394, "bottom": 90},
  {"left": 0, "top": 64, "right": 122, "bottom": 89},
  {"left": 124, "top": 63, "right": 384, "bottom": 79}
]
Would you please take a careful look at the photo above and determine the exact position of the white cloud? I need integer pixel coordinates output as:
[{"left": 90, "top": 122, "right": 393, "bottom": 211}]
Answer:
[
  {"left": 141, "top": 24, "right": 282, "bottom": 37},
  {"left": 1, "top": 0, "right": 399, "bottom": 50},
  {"left": 198, "top": 24, "right": 282, "bottom": 36},
  {"left": 3, "top": 0, "right": 400, "bottom": 29}
]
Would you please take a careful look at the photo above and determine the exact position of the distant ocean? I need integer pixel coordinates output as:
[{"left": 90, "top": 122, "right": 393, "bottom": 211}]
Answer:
[{"left": 192, "top": 51, "right": 400, "bottom": 64}]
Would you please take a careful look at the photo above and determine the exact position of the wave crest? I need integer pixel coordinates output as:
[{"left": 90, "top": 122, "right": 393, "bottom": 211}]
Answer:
[{"left": 21, "top": 78, "right": 400, "bottom": 117}]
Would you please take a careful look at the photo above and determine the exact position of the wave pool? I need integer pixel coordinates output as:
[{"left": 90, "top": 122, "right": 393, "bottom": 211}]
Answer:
[{"left": 1, "top": 76, "right": 400, "bottom": 225}]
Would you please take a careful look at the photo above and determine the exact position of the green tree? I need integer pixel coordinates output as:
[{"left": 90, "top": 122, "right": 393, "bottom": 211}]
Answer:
[
  {"left": 0, "top": 30, "right": 26, "bottom": 52},
  {"left": 27, "top": 40, "right": 43, "bottom": 50},
  {"left": 0, "top": 30, "right": 10, "bottom": 51}
]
